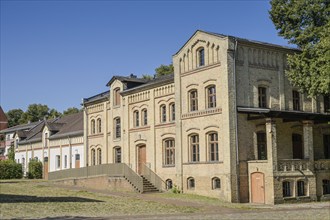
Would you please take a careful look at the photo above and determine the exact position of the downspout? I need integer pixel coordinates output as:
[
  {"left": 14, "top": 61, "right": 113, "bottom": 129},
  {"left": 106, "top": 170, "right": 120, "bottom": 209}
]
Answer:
[{"left": 233, "top": 38, "right": 240, "bottom": 202}]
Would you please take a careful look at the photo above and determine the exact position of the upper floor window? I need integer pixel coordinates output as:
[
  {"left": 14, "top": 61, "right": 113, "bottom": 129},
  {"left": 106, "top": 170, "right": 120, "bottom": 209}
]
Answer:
[
  {"left": 324, "top": 95, "right": 330, "bottom": 113},
  {"left": 91, "top": 120, "right": 96, "bottom": 134},
  {"left": 115, "top": 118, "right": 121, "bottom": 138},
  {"left": 142, "top": 109, "right": 148, "bottom": 126},
  {"left": 134, "top": 110, "right": 139, "bottom": 127},
  {"left": 190, "top": 134, "right": 200, "bottom": 162},
  {"left": 257, "top": 132, "right": 267, "bottom": 160},
  {"left": 208, "top": 132, "right": 219, "bottom": 161},
  {"left": 163, "top": 139, "right": 175, "bottom": 166},
  {"left": 44, "top": 133, "right": 48, "bottom": 148},
  {"left": 292, "top": 90, "right": 300, "bottom": 111},
  {"left": 114, "top": 147, "right": 121, "bottom": 163},
  {"left": 160, "top": 105, "right": 166, "bottom": 123},
  {"left": 189, "top": 90, "right": 198, "bottom": 112},
  {"left": 197, "top": 48, "right": 205, "bottom": 67},
  {"left": 258, "top": 87, "right": 267, "bottom": 108},
  {"left": 170, "top": 103, "right": 175, "bottom": 121},
  {"left": 324, "top": 134, "right": 330, "bottom": 159},
  {"left": 114, "top": 88, "right": 121, "bottom": 106},
  {"left": 97, "top": 118, "right": 102, "bottom": 133},
  {"left": 207, "top": 86, "right": 216, "bottom": 108}
]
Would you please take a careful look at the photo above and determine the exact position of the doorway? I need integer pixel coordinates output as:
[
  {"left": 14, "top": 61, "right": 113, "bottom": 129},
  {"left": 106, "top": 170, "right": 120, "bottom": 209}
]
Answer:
[
  {"left": 251, "top": 172, "right": 265, "bottom": 203},
  {"left": 137, "top": 145, "right": 146, "bottom": 175}
]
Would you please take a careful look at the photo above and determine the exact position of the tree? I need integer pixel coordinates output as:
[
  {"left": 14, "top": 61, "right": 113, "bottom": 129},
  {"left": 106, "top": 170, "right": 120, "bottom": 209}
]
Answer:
[
  {"left": 19, "top": 104, "right": 49, "bottom": 124},
  {"left": 7, "top": 145, "right": 15, "bottom": 161},
  {"left": 63, "top": 107, "right": 80, "bottom": 116},
  {"left": 269, "top": 0, "right": 330, "bottom": 97},
  {"left": 155, "top": 64, "right": 174, "bottom": 78},
  {"left": 49, "top": 108, "right": 62, "bottom": 119},
  {"left": 6, "top": 109, "right": 24, "bottom": 127}
]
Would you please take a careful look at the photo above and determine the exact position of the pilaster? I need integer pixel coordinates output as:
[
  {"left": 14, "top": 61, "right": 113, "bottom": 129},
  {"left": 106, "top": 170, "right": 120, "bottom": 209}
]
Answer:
[
  {"left": 265, "top": 118, "right": 278, "bottom": 170},
  {"left": 303, "top": 120, "right": 314, "bottom": 169}
]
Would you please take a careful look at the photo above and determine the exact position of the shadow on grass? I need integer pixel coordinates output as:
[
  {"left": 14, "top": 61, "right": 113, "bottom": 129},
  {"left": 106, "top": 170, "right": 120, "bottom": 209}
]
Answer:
[{"left": 0, "top": 194, "right": 103, "bottom": 203}]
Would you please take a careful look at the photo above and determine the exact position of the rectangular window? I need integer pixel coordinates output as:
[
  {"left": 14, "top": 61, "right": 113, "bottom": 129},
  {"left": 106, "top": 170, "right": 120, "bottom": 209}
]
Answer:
[
  {"left": 142, "top": 109, "right": 148, "bottom": 126},
  {"left": 114, "top": 88, "right": 121, "bottom": 106},
  {"left": 170, "top": 103, "right": 175, "bottom": 121},
  {"left": 323, "top": 180, "right": 330, "bottom": 195},
  {"left": 209, "top": 133, "right": 219, "bottom": 161},
  {"left": 292, "top": 90, "right": 300, "bottom": 111},
  {"left": 190, "top": 135, "right": 199, "bottom": 162},
  {"left": 114, "top": 147, "right": 121, "bottom": 163},
  {"left": 115, "top": 118, "right": 121, "bottom": 138},
  {"left": 257, "top": 132, "right": 267, "bottom": 160},
  {"left": 75, "top": 154, "right": 80, "bottom": 161},
  {"left": 164, "top": 139, "right": 175, "bottom": 165},
  {"left": 283, "top": 181, "right": 291, "bottom": 197},
  {"left": 190, "top": 90, "right": 198, "bottom": 111},
  {"left": 324, "top": 134, "right": 330, "bottom": 159},
  {"left": 56, "top": 155, "right": 60, "bottom": 169},
  {"left": 134, "top": 111, "right": 139, "bottom": 127},
  {"left": 161, "top": 105, "right": 166, "bottom": 123},
  {"left": 258, "top": 87, "right": 267, "bottom": 108},
  {"left": 297, "top": 181, "right": 305, "bottom": 196},
  {"left": 64, "top": 155, "right": 67, "bottom": 168},
  {"left": 207, "top": 86, "right": 216, "bottom": 108}
]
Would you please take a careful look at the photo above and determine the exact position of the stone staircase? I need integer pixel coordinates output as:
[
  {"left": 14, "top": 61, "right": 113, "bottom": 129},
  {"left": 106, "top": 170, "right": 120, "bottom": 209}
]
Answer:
[{"left": 141, "top": 175, "right": 160, "bottom": 193}]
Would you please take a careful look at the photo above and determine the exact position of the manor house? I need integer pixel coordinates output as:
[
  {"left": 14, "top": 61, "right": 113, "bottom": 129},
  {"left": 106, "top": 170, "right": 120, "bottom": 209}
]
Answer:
[{"left": 82, "top": 30, "right": 330, "bottom": 204}]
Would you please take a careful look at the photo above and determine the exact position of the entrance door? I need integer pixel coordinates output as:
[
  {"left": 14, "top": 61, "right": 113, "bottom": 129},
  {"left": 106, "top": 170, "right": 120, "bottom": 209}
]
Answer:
[
  {"left": 251, "top": 172, "right": 265, "bottom": 204},
  {"left": 292, "top": 134, "right": 303, "bottom": 159},
  {"left": 75, "top": 154, "right": 80, "bottom": 168},
  {"left": 137, "top": 145, "right": 146, "bottom": 175},
  {"left": 43, "top": 157, "right": 48, "bottom": 180}
]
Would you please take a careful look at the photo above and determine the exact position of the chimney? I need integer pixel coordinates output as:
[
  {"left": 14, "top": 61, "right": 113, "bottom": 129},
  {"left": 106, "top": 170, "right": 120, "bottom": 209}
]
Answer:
[{"left": 130, "top": 73, "right": 137, "bottom": 78}]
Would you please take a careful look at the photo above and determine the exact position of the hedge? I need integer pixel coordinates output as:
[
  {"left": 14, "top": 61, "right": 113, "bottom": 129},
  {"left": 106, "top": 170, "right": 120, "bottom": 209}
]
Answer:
[
  {"left": 0, "top": 160, "right": 23, "bottom": 179},
  {"left": 27, "top": 159, "right": 43, "bottom": 179}
]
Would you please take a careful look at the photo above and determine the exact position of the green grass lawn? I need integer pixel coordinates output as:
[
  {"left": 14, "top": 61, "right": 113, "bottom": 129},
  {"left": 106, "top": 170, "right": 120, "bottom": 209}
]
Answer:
[{"left": 0, "top": 179, "right": 198, "bottom": 219}]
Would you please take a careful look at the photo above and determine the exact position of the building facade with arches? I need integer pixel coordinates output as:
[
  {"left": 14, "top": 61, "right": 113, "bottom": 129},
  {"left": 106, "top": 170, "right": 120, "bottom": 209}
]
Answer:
[{"left": 83, "top": 30, "right": 330, "bottom": 204}]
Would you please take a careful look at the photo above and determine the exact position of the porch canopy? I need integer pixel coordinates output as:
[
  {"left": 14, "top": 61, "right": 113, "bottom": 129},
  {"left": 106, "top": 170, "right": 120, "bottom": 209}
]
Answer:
[{"left": 237, "top": 107, "right": 330, "bottom": 123}]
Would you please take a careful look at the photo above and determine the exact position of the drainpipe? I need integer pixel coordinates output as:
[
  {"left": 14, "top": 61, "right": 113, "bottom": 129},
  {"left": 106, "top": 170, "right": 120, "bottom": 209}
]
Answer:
[{"left": 233, "top": 38, "right": 240, "bottom": 202}]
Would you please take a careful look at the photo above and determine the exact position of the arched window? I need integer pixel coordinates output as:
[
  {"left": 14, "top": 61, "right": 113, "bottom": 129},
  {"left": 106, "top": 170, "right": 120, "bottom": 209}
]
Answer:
[
  {"left": 114, "top": 118, "right": 121, "bottom": 138},
  {"left": 163, "top": 139, "right": 175, "bottom": 166},
  {"left": 134, "top": 110, "right": 139, "bottom": 127},
  {"left": 160, "top": 105, "right": 166, "bottom": 123},
  {"left": 197, "top": 47, "right": 205, "bottom": 67},
  {"left": 189, "top": 90, "right": 198, "bottom": 111},
  {"left": 142, "top": 109, "right": 148, "bottom": 126},
  {"left": 166, "top": 179, "right": 173, "bottom": 190},
  {"left": 97, "top": 148, "right": 102, "bottom": 165},
  {"left": 323, "top": 179, "right": 330, "bottom": 195},
  {"left": 170, "top": 103, "right": 175, "bottom": 121},
  {"left": 91, "top": 149, "right": 96, "bottom": 166},
  {"left": 282, "top": 180, "right": 292, "bottom": 197},
  {"left": 208, "top": 132, "right": 219, "bottom": 161},
  {"left": 114, "top": 88, "right": 121, "bottom": 106},
  {"left": 257, "top": 131, "right": 267, "bottom": 160},
  {"left": 97, "top": 118, "right": 102, "bottom": 133},
  {"left": 190, "top": 134, "right": 199, "bottom": 162},
  {"left": 297, "top": 180, "right": 306, "bottom": 196},
  {"left": 187, "top": 177, "right": 195, "bottom": 190},
  {"left": 212, "top": 177, "right": 221, "bottom": 190},
  {"left": 114, "top": 147, "right": 121, "bottom": 163},
  {"left": 258, "top": 86, "right": 267, "bottom": 108},
  {"left": 207, "top": 86, "right": 216, "bottom": 108},
  {"left": 91, "top": 119, "right": 96, "bottom": 134}
]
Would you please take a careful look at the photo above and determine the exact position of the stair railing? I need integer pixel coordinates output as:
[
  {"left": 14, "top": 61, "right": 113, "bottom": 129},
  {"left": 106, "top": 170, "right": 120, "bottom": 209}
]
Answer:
[
  {"left": 123, "top": 163, "right": 144, "bottom": 193},
  {"left": 141, "top": 163, "right": 166, "bottom": 192}
]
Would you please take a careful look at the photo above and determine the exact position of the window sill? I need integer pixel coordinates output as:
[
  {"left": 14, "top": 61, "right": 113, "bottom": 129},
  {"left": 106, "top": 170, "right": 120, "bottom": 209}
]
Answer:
[
  {"left": 113, "top": 138, "right": 121, "bottom": 142},
  {"left": 163, "top": 165, "right": 175, "bottom": 168},
  {"left": 183, "top": 161, "right": 223, "bottom": 165}
]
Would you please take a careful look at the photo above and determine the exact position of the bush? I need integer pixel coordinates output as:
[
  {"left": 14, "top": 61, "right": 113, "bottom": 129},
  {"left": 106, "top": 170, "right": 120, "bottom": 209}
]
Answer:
[
  {"left": 171, "top": 185, "right": 181, "bottom": 194},
  {"left": 27, "top": 159, "right": 43, "bottom": 179},
  {"left": 0, "top": 160, "right": 23, "bottom": 179}
]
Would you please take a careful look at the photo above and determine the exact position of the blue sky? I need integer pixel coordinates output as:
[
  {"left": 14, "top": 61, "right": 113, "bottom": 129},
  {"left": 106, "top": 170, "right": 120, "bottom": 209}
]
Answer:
[{"left": 0, "top": 0, "right": 291, "bottom": 113}]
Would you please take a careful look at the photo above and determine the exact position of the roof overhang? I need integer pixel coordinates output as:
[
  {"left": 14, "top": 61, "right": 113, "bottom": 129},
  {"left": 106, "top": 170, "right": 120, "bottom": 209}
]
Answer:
[{"left": 237, "top": 107, "right": 330, "bottom": 124}]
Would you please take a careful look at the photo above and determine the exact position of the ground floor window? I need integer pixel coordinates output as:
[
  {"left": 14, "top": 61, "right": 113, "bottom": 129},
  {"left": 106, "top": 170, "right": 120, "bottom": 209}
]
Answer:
[
  {"left": 166, "top": 179, "right": 173, "bottom": 190},
  {"left": 56, "top": 155, "right": 60, "bottom": 169},
  {"left": 297, "top": 180, "right": 305, "bottom": 196},
  {"left": 187, "top": 177, "right": 195, "bottom": 190},
  {"left": 323, "top": 179, "right": 330, "bottom": 195},
  {"left": 212, "top": 177, "right": 221, "bottom": 190},
  {"left": 283, "top": 181, "right": 292, "bottom": 197},
  {"left": 114, "top": 147, "right": 121, "bottom": 163}
]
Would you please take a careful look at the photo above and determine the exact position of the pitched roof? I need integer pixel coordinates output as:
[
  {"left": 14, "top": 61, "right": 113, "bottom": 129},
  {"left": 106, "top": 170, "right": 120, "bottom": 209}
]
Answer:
[
  {"left": 106, "top": 75, "right": 149, "bottom": 87},
  {"left": 83, "top": 90, "right": 109, "bottom": 105},
  {"left": 17, "top": 112, "right": 83, "bottom": 144},
  {"left": 0, "top": 121, "right": 41, "bottom": 134}
]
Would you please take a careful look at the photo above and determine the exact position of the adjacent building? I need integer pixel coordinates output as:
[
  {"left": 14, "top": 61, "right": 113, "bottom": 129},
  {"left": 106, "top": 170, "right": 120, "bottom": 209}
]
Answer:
[
  {"left": 82, "top": 30, "right": 330, "bottom": 204},
  {"left": 0, "top": 106, "right": 8, "bottom": 159}
]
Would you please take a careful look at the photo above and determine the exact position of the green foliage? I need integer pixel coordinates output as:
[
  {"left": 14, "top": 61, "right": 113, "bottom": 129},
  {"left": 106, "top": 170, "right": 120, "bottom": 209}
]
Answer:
[
  {"left": 19, "top": 104, "right": 50, "bottom": 124},
  {"left": 0, "top": 160, "right": 23, "bottom": 179},
  {"left": 6, "top": 109, "right": 24, "bottom": 127},
  {"left": 142, "top": 74, "right": 153, "bottom": 80},
  {"left": 269, "top": 0, "right": 330, "bottom": 97},
  {"left": 63, "top": 107, "right": 80, "bottom": 116},
  {"left": 49, "top": 108, "right": 62, "bottom": 119},
  {"left": 7, "top": 145, "right": 15, "bottom": 162},
  {"left": 171, "top": 185, "right": 181, "bottom": 194},
  {"left": 27, "top": 159, "right": 43, "bottom": 179},
  {"left": 155, "top": 64, "right": 174, "bottom": 78}
]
